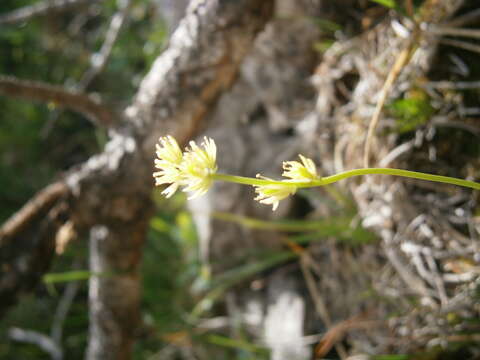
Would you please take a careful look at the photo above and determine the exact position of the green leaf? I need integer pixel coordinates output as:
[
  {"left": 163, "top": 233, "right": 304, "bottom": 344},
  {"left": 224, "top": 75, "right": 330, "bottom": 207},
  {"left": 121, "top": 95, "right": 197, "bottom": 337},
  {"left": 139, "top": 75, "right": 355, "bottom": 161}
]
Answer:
[
  {"left": 207, "top": 334, "right": 270, "bottom": 355},
  {"left": 310, "top": 18, "right": 342, "bottom": 32},
  {"left": 373, "top": 355, "right": 409, "bottom": 360},
  {"left": 388, "top": 95, "right": 434, "bottom": 133},
  {"left": 213, "top": 212, "right": 377, "bottom": 246},
  {"left": 313, "top": 40, "right": 335, "bottom": 53},
  {"left": 191, "top": 251, "right": 298, "bottom": 318},
  {"left": 213, "top": 211, "right": 345, "bottom": 232},
  {"left": 150, "top": 216, "right": 171, "bottom": 233},
  {"left": 370, "top": 0, "right": 397, "bottom": 8},
  {"left": 42, "top": 270, "right": 111, "bottom": 284}
]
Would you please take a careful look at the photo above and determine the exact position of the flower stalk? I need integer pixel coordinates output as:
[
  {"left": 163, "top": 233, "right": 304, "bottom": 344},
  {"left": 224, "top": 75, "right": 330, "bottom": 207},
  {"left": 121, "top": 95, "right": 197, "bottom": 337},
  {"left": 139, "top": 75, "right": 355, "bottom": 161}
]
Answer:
[
  {"left": 213, "top": 169, "right": 480, "bottom": 191},
  {"left": 154, "top": 136, "right": 480, "bottom": 211}
]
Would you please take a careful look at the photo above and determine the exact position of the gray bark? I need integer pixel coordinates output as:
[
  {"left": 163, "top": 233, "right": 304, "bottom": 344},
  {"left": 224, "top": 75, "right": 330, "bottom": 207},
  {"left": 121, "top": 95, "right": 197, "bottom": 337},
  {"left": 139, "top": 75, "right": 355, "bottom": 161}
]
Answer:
[{"left": 86, "top": 221, "right": 150, "bottom": 360}]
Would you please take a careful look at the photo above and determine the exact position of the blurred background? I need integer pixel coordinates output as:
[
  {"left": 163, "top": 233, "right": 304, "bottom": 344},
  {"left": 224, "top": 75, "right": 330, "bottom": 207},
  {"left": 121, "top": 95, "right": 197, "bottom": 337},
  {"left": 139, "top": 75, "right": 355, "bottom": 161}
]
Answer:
[{"left": 1, "top": 0, "right": 480, "bottom": 359}]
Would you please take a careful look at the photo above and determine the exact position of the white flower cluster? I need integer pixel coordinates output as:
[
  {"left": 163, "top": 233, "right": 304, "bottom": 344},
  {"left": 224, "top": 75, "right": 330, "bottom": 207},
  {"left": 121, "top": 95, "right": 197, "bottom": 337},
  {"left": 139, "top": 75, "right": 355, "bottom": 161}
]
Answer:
[
  {"left": 154, "top": 136, "right": 320, "bottom": 211},
  {"left": 254, "top": 155, "right": 319, "bottom": 211},
  {"left": 153, "top": 136, "right": 217, "bottom": 199}
]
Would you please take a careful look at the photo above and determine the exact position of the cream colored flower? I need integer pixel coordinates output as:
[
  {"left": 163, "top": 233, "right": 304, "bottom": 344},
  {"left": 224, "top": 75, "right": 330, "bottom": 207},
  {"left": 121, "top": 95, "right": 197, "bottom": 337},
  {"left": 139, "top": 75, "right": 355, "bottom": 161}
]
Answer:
[
  {"left": 153, "top": 136, "right": 184, "bottom": 198},
  {"left": 254, "top": 176, "right": 297, "bottom": 211},
  {"left": 282, "top": 154, "right": 318, "bottom": 182},
  {"left": 180, "top": 137, "right": 218, "bottom": 199},
  {"left": 153, "top": 136, "right": 218, "bottom": 199}
]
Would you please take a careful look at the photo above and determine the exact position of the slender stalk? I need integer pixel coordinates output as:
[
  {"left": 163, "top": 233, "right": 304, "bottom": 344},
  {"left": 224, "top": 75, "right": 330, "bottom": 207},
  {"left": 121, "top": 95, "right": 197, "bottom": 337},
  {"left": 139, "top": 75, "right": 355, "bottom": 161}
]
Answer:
[
  {"left": 212, "top": 173, "right": 293, "bottom": 186},
  {"left": 213, "top": 168, "right": 480, "bottom": 191},
  {"left": 321, "top": 168, "right": 480, "bottom": 190}
]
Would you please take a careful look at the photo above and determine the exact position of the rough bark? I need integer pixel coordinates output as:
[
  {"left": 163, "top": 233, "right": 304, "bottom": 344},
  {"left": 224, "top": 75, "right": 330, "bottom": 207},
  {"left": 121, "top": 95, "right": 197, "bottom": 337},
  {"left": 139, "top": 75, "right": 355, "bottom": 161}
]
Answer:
[{"left": 85, "top": 218, "right": 150, "bottom": 360}]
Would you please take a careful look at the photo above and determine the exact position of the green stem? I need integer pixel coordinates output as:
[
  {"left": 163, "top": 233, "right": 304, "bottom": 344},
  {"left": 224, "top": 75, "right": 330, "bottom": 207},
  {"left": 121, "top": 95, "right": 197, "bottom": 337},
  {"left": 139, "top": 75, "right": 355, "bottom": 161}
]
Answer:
[
  {"left": 212, "top": 168, "right": 480, "bottom": 191},
  {"left": 321, "top": 168, "right": 480, "bottom": 190},
  {"left": 212, "top": 173, "right": 289, "bottom": 186}
]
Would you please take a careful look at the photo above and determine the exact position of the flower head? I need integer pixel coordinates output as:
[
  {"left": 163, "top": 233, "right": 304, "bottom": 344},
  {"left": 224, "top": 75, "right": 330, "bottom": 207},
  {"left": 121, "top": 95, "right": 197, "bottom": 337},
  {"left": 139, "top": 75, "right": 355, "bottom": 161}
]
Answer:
[
  {"left": 153, "top": 136, "right": 217, "bottom": 199},
  {"left": 153, "top": 136, "right": 184, "bottom": 198},
  {"left": 254, "top": 176, "right": 297, "bottom": 211},
  {"left": 181, "top": 137, "right": 217, "bottom": 199},
  {"left": 282, "top": 155, "right": 318, "bottom": 182}
]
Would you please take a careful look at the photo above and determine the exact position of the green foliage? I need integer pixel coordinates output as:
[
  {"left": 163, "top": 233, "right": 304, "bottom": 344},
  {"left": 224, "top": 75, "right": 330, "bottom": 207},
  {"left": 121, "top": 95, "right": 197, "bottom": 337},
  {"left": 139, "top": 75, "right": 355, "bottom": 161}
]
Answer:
[
  {"left": 191, "top": 250, "right": 298, "bottom": 318},
  {"left": 213, "top": 211, "right": 377, "bottom": 247},
  {"left": 369, "top": 0, "right": 426, "bottom": 17},
  {"left": 388, "top": 92, "right": 435, "bottom": 133},
  {"left": 310, "top": 18, "right": 342, "bottom": 33},
  {"left": 370, "top": 0, "right": 397, "bottom": 9},
  {"left": 139, "top": 191, "right": 374, "bottom": 358},
  {"left": 0, "top": 240, "right": 89, "bottom": 360},
  {"left": 206, "top": 334, "right": 269, "bottom": 357},
  {"left": 310, "top": 17, "right": 340, "bottom": 53},
  {"left": 0, "top": 295, "right": 56, "bottom": 359},
  {"left": 43, "top": 270, "right": 109, "bottom": 284},
  {"left": 313, "top": 39, "right": 335, "bottom": 53},
  {"left": 142, "top": 207, "right": 199, "bottom": 334},
  {"left": 134, "top": 193, "right": 201, "bottom": 358}
]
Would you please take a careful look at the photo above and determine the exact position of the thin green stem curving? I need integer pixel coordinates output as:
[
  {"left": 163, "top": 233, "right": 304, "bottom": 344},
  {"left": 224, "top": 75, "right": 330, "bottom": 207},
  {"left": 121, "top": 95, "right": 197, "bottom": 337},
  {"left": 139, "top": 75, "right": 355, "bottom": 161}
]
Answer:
[
  {"left": 212, "top": 173, "right": 290, "bottom": 186},
  {"left": 212, "top": 168, "right": 480, "bottom": 191},
  {"left": 321, "top": 168, "right": 480, "bottom": 190}
]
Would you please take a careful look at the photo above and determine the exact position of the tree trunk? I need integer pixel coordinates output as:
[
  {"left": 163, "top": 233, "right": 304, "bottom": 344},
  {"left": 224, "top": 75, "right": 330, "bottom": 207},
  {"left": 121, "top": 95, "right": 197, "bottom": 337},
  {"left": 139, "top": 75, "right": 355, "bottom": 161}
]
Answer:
[
  {"left": 77, "top": 1, "right": 275, "bottom": 358},
  {"left": 86, "top": 217, "right": 150, "bottom": 360}
]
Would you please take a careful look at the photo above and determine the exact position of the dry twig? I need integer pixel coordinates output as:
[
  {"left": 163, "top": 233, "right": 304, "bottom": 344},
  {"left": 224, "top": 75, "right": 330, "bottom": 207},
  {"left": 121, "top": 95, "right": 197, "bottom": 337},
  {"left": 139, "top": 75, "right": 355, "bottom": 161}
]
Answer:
[
  {"left": 314, "top": 316, "right": 380, "bottom": 359},
  {"left": 0, "top": 0, "right": 101, "bottom": 26},
  {"left": 42, "top": 0, "right": 130, "bottom": 136},
  {"left": 363, "top": 41, "right": 415, "bottom": 167},
  {"left": 440, "top": 38, "right": 480, "bottom": 55},
  {"left": 0, "top": 182, "right": 67, "bottom": 244},
  {"left": 430, "top": 26, "right": 480, "bottom": 40},
  {"left": 8, "top": 327, "right": 62, "bottom": 360},
  {"left": 50, "top": 259, "right": 83, "bottom": 345},
  {"left": 293, "top": 242, "right": 348, "bottom": 360},
  {"left": 79, "top": 0, "right": 131, "bottom": 89},
  {"left": 0, "top": 75, "right": 115, "bottom": 127},
  {"left": 445, "top": 8, "right": 480, "bottom": 27}
]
